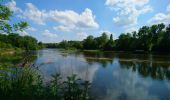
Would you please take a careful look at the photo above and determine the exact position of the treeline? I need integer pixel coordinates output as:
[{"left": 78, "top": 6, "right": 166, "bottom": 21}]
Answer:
[
  {"left": 46, "top": 23, "right": 170, "bottom": 52},
  {"left": 0, "top": 33, "right": 39, "bottom": 50},
  {"left": 45, "top": 41, "right": 83, "bottom": 49}
]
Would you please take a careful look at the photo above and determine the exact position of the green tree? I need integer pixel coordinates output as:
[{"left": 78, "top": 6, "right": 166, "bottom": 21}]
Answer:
[
  {"left": 116, "top": 33, "right": 132, "bottom": 51},
  {"left": 157, "top": 24, "right": 170, "bottom": 51},
  {"left": 104, "top": 34, "right": 115, "bottom": 50},
  {"left": 96, "top": 33, "right": 109, "bottom": 49},
  {"left": 83, "top": 35, "right": 96, "bottom": 50}
]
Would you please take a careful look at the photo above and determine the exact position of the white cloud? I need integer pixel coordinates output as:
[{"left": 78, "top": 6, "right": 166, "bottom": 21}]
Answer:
[
  {"left": 49, "top": 8, "right": 99, "bottom": 31},
  {"left": 6, "top": 1, "right": 47, "bottom": 25},
  {"left": 26, "top": 27, "right": 37, "bottom": 32},
  {"left": 53, "top": 25, "right": 73, "bottom": 32},
  {"left": 125, "top": 27, "right": 138, "bottom": 33},
  {"left": 6, "top": 0, "right": 22, "bottom": 13},
  {"left": 76, "top": 32, "right": 88, "bottom": 40},
  {"left": 7, "top": 1, "right": 99, "bottom": 30},
  {"left": 167, "top": 4, "right": 170, "bottom": 12},
  {"left": 22, "top": 3, "right": 47, "bottom": 25},
  {"left": 17, "top": 30, "right": 29, "bottom": 36},
  {"left": 148, "top": 13, "right": 170, "bottom": 25},
  {"left": 42, "top": 30, "right": 58, "bottom": 38},
  {"left": 105, "top": 0, "right": 149, "bottom": 7},
  {"left": 105, "top": 0, "right": 152, "bottom": 27}
]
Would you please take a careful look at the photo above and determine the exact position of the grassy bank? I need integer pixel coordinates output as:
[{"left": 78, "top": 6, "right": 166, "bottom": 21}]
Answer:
[{"left": 0, "top": 48, "right": 23, "bottom": 56}]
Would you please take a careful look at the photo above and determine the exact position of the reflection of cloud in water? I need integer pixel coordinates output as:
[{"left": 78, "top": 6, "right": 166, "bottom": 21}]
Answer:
[
  {"left": 36, "top": 50, "right": 99, "bottom": 83},
  {"left": 165, "top": 80, "right": 170, "bottom": 89},
  {"left": 105, "top": 67, "right": 158, "bottom": 100},
  {"left": 58, "top": 57, "right": 99, "bottom": 82}
]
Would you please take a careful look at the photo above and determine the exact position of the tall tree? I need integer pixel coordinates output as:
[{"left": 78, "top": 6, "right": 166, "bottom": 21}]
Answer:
[
  {"left": 95, "top": 32, "right": 108, "bottom": 49},
  {"left": 83, "top": 35, "right": 96, "bottom": 49}
]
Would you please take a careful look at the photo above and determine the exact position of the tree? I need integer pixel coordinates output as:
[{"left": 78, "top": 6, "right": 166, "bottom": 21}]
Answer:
[
  {"left": 137, "top": 26, "right": 151, "bottom": 51},
  {"left": 95, "top": 32, "right": 109, "bottom": 49},
  {"left": 157, "top": 24, "right": 170, "bottom": 51},
  {"left": 58, "top": 40, "right": 69, "bottom": 49},
  {"left": 116, "top": 33, "right": 132, "bottom": 51},
  {"left": 83, "top": 35, "right": 96, "bottom": 50},
  {"left": 0, "top": 4, "right": 12, "bottom": 20},
  {"left": 104, "top": 34, "right": 115, "bottom": 50},
  {"left": 0, "top": 3, "right": 28, "bottom": 34},
  {"left": 22, "top": 36, "right": 38, "bottom": 50}
]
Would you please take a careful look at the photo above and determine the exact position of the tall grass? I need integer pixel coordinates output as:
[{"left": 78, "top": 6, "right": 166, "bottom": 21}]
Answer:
[{"left": 0, "top": 67, "right": 93, "bottom": 100}]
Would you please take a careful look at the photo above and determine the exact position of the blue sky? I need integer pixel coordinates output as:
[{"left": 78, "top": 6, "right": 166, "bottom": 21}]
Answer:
[{"left": 5, "top": 0, "right": 170, "bottom": 43}]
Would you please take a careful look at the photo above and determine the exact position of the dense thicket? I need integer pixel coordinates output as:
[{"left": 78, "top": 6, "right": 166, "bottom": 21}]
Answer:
[{"left": 49, "top": 23, "right": 170, "bottom": 52}]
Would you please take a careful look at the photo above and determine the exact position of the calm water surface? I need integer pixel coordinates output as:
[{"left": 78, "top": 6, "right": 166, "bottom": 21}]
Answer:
[{"left": 34, "top": 49, "right": 170, "bottom": 100}]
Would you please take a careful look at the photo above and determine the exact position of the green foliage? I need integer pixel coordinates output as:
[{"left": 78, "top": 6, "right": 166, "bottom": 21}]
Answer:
[
  {"left": 0, "top": 41, "right": 12, "bottom": 48},
  {"left": 0, "top": 33, "right": 38, "bottom": 50},
  {"left": 0, "top": 67, "right": 93, "bottom": 100},
  {"left": 0, "top": 4, "right": 12, "bottom": 20},
  {"left": 95, "top": 33, "right": 109, "bottom": 49},
  {"left": 116, "top": 33, "right": 132, "bottom": 51},
  {"left": 104, "top": 34, "right": 114, "bottom": 50},
  {"left": 83, "top": 35, "right": 97, "bottom": 50},
  {"left": 45, "top": 40, "right": 83, "bottom": 50},
  {"left": 13, "top": 21, "right": 28, "bottom": 32},
  {"left": 116, "top": 23, "right": 170, "bottom": 52},
  {"left": 0, "top": 3, "right": 28, "bottom": 34},
  {"left": 38, "top": 42, "right": 45, "bottom": 49}
]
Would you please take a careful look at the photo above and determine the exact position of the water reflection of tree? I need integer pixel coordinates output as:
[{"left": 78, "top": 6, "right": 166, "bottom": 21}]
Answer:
[
  {"left": 82, "top": 51, "right": 114, "bottom": 68},
  {"left": 119, "top": 60, "right": 170, "bottom": 80},
  {"left": 83, "top": 57, "right": 112, "bottom": 68}
]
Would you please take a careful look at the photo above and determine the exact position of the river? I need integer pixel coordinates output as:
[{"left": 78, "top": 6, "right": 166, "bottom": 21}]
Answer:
[{"left": 1, "top": 49, "right": 170, "bottom": 100}]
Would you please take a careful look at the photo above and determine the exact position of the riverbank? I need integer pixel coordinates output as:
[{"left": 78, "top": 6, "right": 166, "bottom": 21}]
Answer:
[{"left": 0, "top": 48, "right": 23, "bottom": 56}]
